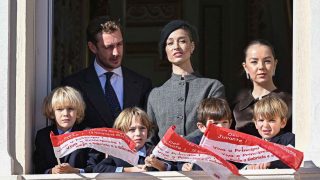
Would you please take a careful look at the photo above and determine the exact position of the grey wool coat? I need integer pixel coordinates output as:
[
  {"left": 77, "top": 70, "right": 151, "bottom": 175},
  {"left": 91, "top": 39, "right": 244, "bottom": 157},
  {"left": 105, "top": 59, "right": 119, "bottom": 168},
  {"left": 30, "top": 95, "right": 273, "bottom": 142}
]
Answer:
[{"left": 147, "top": 73, "right": 225, "bottom": 144}]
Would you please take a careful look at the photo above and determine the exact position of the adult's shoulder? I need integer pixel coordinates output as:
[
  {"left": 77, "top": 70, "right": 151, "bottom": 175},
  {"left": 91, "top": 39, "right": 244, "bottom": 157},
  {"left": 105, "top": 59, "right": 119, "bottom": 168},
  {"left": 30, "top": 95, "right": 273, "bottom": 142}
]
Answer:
[
  {"left": 193, "top": 76, "right": 223, "bottom": 85},
  {"left": 61, "top": 66, "right": 94, "bottom": 85},
  {"left": 122, "top": 66, "right": 151, "bottom": 82},
  {"left": 270, "top": 90, "right": 292, "bottom": 107},
  {"left": 193, "top": 77, "right": 225, "bottom": 92},
  {"left": 148, "top": 85, "right": 162, "bottom": 101},
  {"left": 196, "top": 77, "right": 225, "bottom": 97},
  {"left": 231, "top": 89, "right": 254, "bottom": 113},
  {"left": 271, "top": 90, "right": 292, "bottom": 100},
  {"left": 147, "top": 77, "right": 174, "bottom": 102},
  {"left": 234, "top": 89, "right": 252, "bottom": 103}
]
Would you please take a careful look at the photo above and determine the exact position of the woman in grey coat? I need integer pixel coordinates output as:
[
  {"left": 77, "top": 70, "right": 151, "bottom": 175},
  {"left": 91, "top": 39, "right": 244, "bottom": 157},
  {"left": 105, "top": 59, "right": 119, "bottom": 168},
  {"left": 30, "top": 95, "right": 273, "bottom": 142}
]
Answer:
[{"left": 147, "top": 20, "right": 225, "bottom": 144}]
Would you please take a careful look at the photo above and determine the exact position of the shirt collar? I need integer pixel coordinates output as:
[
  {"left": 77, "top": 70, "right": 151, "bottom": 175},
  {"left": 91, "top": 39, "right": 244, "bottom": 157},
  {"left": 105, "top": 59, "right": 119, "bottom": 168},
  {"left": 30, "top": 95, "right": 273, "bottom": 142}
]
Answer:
[
  {"left": 171, "top": 72, "right": 200, "bottom": 81},
  {"left": 137, "top": 146, "right": 147, "bottom": 157},
  {"left": 238, "top": 89, "right": 280, "bottom": 111},
  {"left": 94, "top": 58, "right": 123, "bottom": 77},
  {"left": 57, "top": 127, "right": 72, "bottom": 135}
]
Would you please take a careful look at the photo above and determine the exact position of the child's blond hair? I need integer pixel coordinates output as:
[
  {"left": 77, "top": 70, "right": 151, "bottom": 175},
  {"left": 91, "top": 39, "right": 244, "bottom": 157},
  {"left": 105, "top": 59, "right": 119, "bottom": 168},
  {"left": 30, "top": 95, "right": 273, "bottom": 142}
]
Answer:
[
  {"left": 197, "top": 97, "right": 232, "bottom": 125},
  {"left": 113, "top": 107, "right": 153, "bottom": 138},
  {"left": 42, "top": 86, "right": 85, "bottom": 124},
  {"left": 253, "top": 96, "right": 288, "bottom": 121}
]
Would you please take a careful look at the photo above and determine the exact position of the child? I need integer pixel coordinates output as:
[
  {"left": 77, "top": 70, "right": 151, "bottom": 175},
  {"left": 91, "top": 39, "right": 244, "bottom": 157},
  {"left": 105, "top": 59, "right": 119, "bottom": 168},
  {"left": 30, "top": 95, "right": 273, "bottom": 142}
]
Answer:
[
  {"left": 247, "top": 96, "right": 294, "bottom": 169},
  {"left": 179, "top": 97, "right": 233, "bottom": 171},
  {"left": 33, "top": 86, "right": 90, "bottom": 174},
  {"left": 90, "top": 107, "right": 173, "bottom": 172}
]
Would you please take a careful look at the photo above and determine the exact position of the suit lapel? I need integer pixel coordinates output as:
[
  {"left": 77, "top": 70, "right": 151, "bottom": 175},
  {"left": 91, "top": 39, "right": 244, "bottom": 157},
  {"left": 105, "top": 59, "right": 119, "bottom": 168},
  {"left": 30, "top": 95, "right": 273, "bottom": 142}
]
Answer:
[
  {"left": 122, "top": 67, "right": 142, "bottom": 108},
  {"left": 82, "top": 66, "right": 114, "bottom": 126}
]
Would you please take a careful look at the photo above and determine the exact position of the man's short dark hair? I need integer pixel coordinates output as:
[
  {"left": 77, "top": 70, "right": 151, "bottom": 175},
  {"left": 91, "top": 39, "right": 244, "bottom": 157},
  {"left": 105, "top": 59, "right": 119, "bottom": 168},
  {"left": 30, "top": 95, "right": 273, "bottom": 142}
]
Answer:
[{"left": 86, "top": 16, "right": 122, "bottom": 45}]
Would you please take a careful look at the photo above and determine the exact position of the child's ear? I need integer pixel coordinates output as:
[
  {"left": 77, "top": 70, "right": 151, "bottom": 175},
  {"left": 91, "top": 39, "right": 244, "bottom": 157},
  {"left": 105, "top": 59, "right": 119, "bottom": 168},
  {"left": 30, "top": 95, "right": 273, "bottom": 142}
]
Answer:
[
  {"left": 227, "top": 119, "right": 232, "bottom": 129},
  {"left": 197, "top": 122, "right": 206, "bottom": 133},
  {"left": 280, "top": 118, "right": 287, "bottom": 128},
  {"left": 88, "top": 42, "right": 97, "bottom": 54},
  {"left": 254, "top": 120, "right": 259, "bottom": 129}
]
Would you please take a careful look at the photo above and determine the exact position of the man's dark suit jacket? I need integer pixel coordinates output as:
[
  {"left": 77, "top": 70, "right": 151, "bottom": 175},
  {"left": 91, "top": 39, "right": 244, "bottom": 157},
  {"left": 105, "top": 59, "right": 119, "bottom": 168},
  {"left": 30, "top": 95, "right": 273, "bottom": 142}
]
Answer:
[
  {"left": 62, "top": 65, "right": 152, "bottom": 128},
  {"left": 33, "top": 124, "right": 91, "bottom": 174}
]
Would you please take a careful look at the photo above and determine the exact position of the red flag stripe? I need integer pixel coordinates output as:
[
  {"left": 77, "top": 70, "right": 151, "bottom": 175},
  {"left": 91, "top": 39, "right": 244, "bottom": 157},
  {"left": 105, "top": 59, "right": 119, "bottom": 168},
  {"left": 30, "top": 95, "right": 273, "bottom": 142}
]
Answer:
[
  {"left": 50, "top": 128, "right": 136, "bottom": 150},
  {"left": 157, "top": 126, "right": 239, "bottom": 176},
  {"left": 202, "top": 124, "right": 303, "bottom": 170},
  {"left": 49, "top": 128, "right": 139, "bottom": 165}
]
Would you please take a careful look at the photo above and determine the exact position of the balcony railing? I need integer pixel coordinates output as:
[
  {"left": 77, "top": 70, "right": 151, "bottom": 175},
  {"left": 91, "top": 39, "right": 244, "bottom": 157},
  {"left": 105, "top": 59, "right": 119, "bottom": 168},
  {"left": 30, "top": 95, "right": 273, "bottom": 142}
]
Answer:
[{"left": 1, "top": 167, "right": 318, "bottom": 180}]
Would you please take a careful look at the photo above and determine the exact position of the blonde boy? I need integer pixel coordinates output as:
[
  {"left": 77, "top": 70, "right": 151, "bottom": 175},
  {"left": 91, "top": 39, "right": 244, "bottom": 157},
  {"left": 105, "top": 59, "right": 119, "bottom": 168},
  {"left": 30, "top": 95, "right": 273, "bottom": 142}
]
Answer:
[
  {"left": 34, "top": 86, "right": 90, "bottom": 174},
  {"left": 91, "top": 107, "right": 173, "bottom": 172},
  {"left": 247, "top": 96, "right": 294, "bottom": 169}
]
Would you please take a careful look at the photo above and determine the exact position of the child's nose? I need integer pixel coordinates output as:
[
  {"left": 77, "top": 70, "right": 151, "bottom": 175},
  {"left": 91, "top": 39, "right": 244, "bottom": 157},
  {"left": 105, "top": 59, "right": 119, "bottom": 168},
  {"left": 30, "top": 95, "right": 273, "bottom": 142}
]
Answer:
[
  {"left": 135, "top": 129, "right": 141, "bottom": 135},
  {"left": 262, "top": 121, "right": 269, "bottom": 126},
  {"left": 62, "top": 109, "right": 69, "bottom": 115}
]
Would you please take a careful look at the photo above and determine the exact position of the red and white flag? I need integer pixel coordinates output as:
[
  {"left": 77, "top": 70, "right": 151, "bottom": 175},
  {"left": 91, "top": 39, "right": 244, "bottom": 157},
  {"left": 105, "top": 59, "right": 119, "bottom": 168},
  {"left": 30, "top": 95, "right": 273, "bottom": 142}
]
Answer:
[
  {"left": 50, "top": 127, "right": 139, "bottom": 165},
  {"left": 200, "top": 124, "right": 303, "bottom": 170},
  {"left": 152, "top": 126, "right": 239, "bottom": 179}
]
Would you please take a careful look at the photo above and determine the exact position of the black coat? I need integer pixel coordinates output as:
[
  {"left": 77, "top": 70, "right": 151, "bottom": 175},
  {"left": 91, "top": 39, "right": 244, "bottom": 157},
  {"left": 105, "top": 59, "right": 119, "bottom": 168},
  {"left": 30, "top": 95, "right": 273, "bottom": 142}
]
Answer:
[
  {"left": 268, "top": 131, "right": 295, "bottom": 169},
  {"left": 62, "top": 65, "right": 152, "bottom": 128},
  {"left": 33, "top": 124, "right": 91, "bottom": 174}
]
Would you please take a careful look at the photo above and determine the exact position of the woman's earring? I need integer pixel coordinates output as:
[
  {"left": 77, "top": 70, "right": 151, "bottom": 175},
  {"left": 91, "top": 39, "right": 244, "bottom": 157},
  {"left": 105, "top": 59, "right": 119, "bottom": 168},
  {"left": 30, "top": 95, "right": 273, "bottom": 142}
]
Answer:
[
  {"left": 273, "top": 69, "right": 276, "bottom": 76},
  {"left": 246, "top": 73, "right": 250, "bottom": 80}
]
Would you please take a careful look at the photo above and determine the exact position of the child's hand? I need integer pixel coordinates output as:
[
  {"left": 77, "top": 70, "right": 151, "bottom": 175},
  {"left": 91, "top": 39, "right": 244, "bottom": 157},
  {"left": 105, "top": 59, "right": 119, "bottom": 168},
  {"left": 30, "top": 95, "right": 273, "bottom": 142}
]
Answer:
[
  {"left": 144, "top": 154, "right": 155, "bottom": 167},
  {"left": 145, "top": 154, "right": 167, "bottom": 171},
  {"left": 52, "top": 163, "right": 79, "bottom": 174},
  {"left": 123, "top": 165, "right": 147, "bottom": 172},
  {"left": 51, "top": 164, "right": 62, "bottom": 174},
  {"left": 246, "top": 162, "right": 271, "bottom": 170},
  {"left": 181, "top": 163, "right": 193, "bottom": 171},
  {"left": 59, "top": 163, "right": 80, "bottom": 173}
]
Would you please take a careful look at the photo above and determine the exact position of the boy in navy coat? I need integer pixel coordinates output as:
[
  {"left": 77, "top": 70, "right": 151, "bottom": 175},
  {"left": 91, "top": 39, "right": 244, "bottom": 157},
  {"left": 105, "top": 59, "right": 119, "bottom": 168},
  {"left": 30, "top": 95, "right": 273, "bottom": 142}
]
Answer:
[{"left": 34, "top": 86, "right": 91, "bottom": 174}]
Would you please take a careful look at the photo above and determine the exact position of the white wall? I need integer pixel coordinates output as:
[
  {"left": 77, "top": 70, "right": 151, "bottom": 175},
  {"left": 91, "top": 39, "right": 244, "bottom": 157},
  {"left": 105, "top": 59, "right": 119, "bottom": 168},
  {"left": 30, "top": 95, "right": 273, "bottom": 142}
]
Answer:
[
  {"left": 293, "top": 0, "right": 320, "bottom": 166},
  {"left": 0, "top": 0, "right": 13, "bottom": 174}
]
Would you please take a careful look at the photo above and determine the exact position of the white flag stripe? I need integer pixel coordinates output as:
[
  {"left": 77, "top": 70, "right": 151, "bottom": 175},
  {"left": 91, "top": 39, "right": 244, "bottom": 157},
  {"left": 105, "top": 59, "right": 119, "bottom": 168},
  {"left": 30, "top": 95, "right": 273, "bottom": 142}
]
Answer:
[
  {"left": 200, "top": 136, "right": 278, "bottom": 164},
  {"left": 153, "top": 141, "right": 232, "bottom": 180},
  {"left": 200, "top": 124, "right": 304, "bottom": 170},
  {"left": 53, "top": 134, "right": 139, "bottom": 165}
]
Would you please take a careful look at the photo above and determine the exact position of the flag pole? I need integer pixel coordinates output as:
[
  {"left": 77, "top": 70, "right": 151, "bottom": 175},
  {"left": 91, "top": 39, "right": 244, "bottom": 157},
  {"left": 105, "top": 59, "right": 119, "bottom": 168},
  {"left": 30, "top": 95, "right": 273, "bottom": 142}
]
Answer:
[{"left": 57, "top": 158, "right": 61, "bottom": 165}]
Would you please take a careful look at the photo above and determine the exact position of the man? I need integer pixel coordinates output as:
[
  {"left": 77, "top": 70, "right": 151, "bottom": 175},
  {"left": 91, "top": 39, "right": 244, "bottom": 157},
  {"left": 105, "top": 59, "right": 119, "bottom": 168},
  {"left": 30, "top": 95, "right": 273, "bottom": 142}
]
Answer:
[{"left": 62, "top": 16, "right": 152, "bottom": 128}]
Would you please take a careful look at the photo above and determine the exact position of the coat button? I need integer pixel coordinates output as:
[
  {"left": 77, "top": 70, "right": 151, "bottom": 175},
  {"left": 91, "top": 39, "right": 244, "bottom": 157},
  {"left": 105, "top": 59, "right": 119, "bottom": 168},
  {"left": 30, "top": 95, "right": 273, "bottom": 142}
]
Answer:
[
  {"left": 177, "top": 115, "right": 183, "bottom": 119},
  {"left": 178, "top": 97, "right": 184, "bottom": 101}
]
